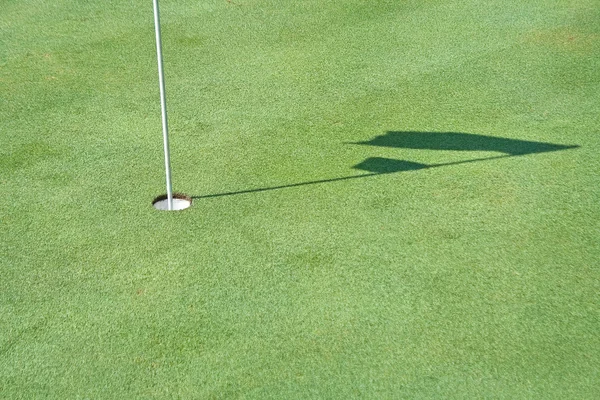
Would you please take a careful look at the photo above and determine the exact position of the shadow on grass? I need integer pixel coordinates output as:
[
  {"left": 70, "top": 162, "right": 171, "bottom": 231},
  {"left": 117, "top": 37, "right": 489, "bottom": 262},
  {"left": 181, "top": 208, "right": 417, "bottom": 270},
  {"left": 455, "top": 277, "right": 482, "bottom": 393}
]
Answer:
[
  {"left": 350, "top": 131, "right": 577, "bottom": 155},
  {"left": 192, "top": 131, "right": 579, "bottom": 199}
]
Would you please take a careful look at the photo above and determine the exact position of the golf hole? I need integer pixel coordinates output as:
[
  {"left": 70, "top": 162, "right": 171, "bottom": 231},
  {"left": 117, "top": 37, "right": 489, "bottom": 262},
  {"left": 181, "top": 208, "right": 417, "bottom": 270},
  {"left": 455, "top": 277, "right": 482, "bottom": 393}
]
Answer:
[{"left": 152, "top": 193, "right": 192, "bottom": 211}]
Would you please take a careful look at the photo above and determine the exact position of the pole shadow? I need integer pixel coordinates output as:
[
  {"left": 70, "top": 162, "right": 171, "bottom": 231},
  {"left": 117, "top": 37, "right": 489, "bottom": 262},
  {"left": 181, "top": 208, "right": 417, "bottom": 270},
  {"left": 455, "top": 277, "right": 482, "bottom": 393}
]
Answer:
[{"left": 192, "top": 131, "right": 579, "bottom": 200}]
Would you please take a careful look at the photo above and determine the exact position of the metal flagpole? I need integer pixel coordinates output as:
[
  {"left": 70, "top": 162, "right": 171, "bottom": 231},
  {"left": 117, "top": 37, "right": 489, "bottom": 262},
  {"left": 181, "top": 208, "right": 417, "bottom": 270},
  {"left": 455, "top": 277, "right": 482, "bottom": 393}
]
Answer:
[{"left": 152, "top": 0, "right": 173, "bottom": 210}]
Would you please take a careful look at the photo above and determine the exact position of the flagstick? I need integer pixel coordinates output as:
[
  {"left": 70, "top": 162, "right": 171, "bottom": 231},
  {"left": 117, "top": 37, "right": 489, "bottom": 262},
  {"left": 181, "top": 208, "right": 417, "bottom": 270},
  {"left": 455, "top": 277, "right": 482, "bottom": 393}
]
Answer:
[{"left": 152, "top": 0, "right": 173, "bottom": 210}]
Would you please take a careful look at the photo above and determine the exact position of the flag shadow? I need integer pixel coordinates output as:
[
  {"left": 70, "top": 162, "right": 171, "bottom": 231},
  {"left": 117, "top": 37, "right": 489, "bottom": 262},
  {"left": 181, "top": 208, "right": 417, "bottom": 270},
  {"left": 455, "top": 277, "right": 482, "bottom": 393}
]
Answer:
[
  {"left": 350, "top": 131, "right": 578, "bottom": 155},
  {"left": 192, "top": 131, "right": 579, "bottom": 200}
]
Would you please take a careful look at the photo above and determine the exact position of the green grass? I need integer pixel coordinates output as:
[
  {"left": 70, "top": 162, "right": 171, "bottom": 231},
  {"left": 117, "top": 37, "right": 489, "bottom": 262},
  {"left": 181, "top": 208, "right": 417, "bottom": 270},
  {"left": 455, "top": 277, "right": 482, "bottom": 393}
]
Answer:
[{"left": 1, "top": 0, "right": 599, "bottom": 398}]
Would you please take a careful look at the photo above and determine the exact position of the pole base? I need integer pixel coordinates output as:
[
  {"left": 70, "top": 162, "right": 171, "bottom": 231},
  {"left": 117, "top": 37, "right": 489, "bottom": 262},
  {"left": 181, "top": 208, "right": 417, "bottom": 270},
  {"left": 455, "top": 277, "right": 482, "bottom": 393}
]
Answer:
[{"left": 152, "top": 193, "right": 192, "bottom": 211}]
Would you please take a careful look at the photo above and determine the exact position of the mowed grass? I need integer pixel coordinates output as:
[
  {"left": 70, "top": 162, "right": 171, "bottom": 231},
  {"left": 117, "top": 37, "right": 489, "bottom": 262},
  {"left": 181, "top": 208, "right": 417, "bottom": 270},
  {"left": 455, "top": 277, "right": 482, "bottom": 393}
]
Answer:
[{"left": 1, "top": 0, "right": 599, "bottom": 398}]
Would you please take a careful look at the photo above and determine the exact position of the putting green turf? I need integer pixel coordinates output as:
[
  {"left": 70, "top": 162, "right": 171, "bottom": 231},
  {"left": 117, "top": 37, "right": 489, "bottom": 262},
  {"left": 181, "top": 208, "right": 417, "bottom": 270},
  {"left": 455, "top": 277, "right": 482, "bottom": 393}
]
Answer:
[{"left": 1, "top": 0, "right": 599, "bottom": 398}]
